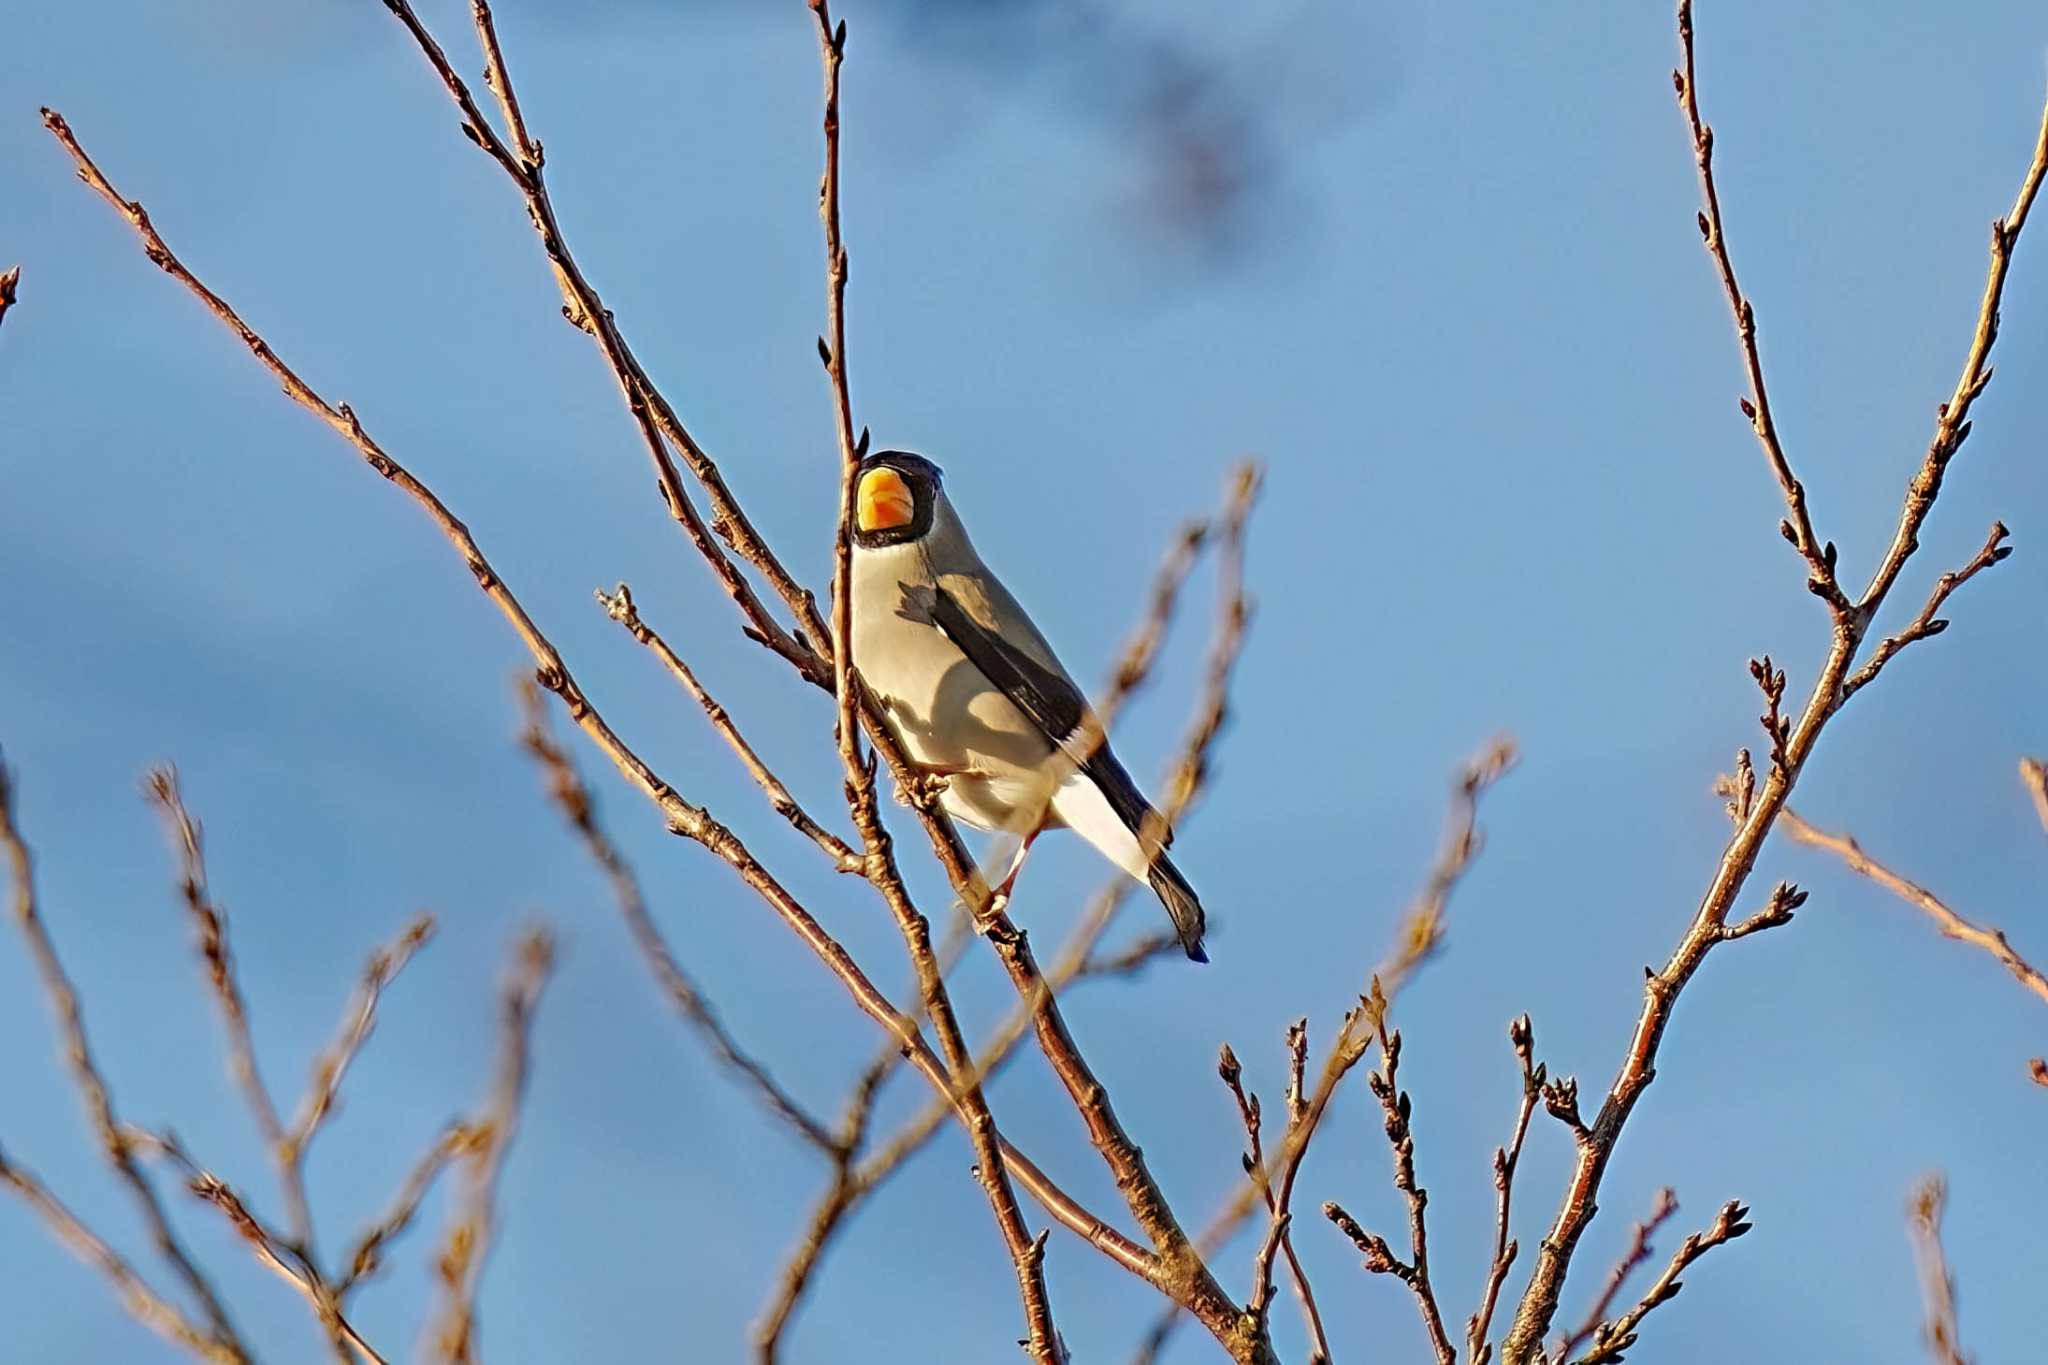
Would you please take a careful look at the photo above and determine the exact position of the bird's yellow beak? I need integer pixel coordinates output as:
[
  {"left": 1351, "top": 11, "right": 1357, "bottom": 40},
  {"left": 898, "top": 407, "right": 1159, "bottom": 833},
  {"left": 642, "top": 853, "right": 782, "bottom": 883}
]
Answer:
[{"left": 857, "top": 467, "right": 916, "bottom": 533}]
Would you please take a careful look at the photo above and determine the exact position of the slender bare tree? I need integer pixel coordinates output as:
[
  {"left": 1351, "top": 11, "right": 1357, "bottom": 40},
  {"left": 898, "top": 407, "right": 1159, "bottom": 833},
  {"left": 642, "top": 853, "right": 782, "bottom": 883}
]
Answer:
[{"left": 4, "top": 2, "right": 2045, "bottom": 1362}]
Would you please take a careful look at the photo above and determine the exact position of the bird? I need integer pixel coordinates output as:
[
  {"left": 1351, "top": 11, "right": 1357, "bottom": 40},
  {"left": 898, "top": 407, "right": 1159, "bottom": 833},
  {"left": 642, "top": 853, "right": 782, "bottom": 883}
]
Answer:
[{"left": 847, "top": 449, "right": 1208, "bottom": 961}]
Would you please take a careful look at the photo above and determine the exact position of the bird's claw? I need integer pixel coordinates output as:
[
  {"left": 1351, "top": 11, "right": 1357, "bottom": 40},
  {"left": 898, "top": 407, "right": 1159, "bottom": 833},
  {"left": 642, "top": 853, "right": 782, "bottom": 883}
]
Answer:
[
  {"left": 976, "top": 911, "right": 1025, "bottom": 949},
  {"left": 896, "top": 770, "right": 952, "bottom": 808}
]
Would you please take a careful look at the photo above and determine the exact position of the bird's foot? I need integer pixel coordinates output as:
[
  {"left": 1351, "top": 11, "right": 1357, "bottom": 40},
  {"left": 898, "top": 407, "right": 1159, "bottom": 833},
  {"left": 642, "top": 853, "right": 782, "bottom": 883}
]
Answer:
[
  {"left": 895, "top": 769, "right": 955, "bottom": 809},
  {"left": 975, "top": 910, "right": 1025, "bottom": 950}
]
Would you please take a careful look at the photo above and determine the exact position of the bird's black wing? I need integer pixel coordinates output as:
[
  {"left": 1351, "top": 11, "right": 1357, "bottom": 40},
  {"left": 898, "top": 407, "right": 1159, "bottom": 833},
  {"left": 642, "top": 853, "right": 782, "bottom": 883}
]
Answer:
[{"left": 928, "top": 585, "right": 1168, "bottom": 846}]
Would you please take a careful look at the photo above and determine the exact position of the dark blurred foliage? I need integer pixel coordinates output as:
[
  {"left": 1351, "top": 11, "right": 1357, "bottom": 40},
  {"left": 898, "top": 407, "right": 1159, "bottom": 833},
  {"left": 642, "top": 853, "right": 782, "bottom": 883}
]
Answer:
[
  {"left": 202, "top": 0, "right": 1394, "bottom": 265},
  {"left": 870, "top": 0, "right": 1397, "bottom": 259},
  {"left": 514, "top": 0, "right": 1393, "bottom": 263},
  {"left": 876, "top": 0, "right": 1377, "bottom": 254}
]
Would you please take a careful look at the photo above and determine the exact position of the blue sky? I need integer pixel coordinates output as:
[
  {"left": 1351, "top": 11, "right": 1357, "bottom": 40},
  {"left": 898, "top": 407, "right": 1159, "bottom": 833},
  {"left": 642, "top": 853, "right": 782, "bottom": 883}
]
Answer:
[{"left": 2, "top": 2, "right": 2045, "bottom": 1361}]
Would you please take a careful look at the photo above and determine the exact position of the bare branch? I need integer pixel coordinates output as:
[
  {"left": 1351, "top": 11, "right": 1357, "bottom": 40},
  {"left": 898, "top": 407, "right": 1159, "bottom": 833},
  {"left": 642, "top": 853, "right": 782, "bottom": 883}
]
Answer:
[
  {"left": 1564, "top": 1199, "right": 1751, "bottom": 1365},
  {"left": 1781, "top": 808, "right": 2048, "bottom": 1014},
  {"left": 752, "top": 1166, "right": 865, "bottom": 1365},
  {"left": 1466, "top": 1014, "right": 1544, "bottom": 1365},
  {"left": 1721, "top": 880, "right": 1805, "bottom": 942},
  {"left": 1103, "top": 519, "right": 1211, "bottom": 718},
  {"left": 132, "top": 1130, "right": 377, "bottom": 1365},
  {"left": 433, "top": 929, "right": 555, "bottom": 1365},
  {"left": 1323, "top": 1023, "right": 1454, "bottom": 1365},
  {"left": 754, "top": 922, "right": 1184, "bottom": 1363},
  {"left": 1140, "top": 738, "right": 1515, "bottom": 1363},
  {"left": 378, "top": 0, "right": 830, "bottom": 686},
  {"left": 145, "top": 769, "right": 311, "bottom": 1255},
  {"left": 1233, "top": 739, "right": 1517, "bottom": 1245},
  {"left": 1907, "top": 1178, "right": 1970, "bottom": 1365},
  {"left": 0, "top": 1140, "right": 227, "bottom": 1362},
  {"left": 1496, "top": 12, "right": 2046, "bottom": 1352},
  {"left": 1220, "top": 1036, "right": 1331, "bottom": 1365},
  {"left": 338, "top": 1121, "right": 472, "bottom": 1299},
  {"left": 596, "top": 584, "right": 859, "bottom": 872},
  {"left": 1854, "top": 99, "right": 2048, "bottom": 628},
  {"left": 1553, "top": 1187, "right": 1677, "bottom": 1362},
  {"left": 1843, "top": 523, "right": 2011, "bottom": 699},
  {"left": 1672, "top": 2, "right": 1846, "bottom": 612},
  {"left": 805, "top": 5, "right": 1061, "bottom": 1357},
  {"left": 1748, "top": 656, "right": 1790, "bottom": 772},
  {"left": 763, "top": 476, "right": 1260, "bottom": 1361},
  {"left": 40, "top": 109, "right": 1129, "bottom": 1289},
  {"left": 1541, "top": 1073, "right": 1589, "bottom": 1141},
  {"left": 0, "top": 754, "right": 248, "bottom": 1360},
  {"left": 2020, "top": 757, "right": 2048, "bottom": 837},
  {"left": 518, "top": 680, "right": 840, "bottom": 1152},
  {"left": 287, "top": 915, "right": 437, "bottom": 1180},
  {"left": 855, "top": 464, "right": 1268, "bottom": 1357}
]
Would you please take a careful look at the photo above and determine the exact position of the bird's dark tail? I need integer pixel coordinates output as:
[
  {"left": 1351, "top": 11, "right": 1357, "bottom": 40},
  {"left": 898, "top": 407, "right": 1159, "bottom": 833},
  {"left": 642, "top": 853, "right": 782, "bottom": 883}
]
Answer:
[{"left": 1147, "top": 854, "right": 1208, "bottom": 963}]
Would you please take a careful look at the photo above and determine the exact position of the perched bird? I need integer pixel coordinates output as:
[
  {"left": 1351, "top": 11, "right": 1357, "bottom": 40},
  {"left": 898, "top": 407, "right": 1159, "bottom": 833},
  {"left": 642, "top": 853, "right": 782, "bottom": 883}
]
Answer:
[{"left": 848, "top": 450, "right": 1208, "bottom": 961}]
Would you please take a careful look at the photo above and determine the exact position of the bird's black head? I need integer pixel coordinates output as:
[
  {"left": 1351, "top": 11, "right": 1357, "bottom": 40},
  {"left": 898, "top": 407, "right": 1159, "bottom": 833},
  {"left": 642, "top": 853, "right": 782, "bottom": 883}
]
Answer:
[{"left": 853, "top": 450, "right": 945, "bottom": 549}]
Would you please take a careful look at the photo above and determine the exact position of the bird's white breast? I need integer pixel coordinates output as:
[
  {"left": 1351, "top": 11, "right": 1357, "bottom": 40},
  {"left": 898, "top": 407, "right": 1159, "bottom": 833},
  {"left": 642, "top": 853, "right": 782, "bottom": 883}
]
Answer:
[{"left": 850, "top": 539, "right": 1060, "bottom": 834}]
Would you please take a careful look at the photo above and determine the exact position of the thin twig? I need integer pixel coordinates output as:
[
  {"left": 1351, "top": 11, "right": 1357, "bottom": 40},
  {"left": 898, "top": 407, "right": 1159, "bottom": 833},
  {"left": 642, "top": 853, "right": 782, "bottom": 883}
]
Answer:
[
  {"left": 1853, "top": 106, "right": 2048, "bottom": 634},
  {"left": 1720, "top": 879, "right": 1806, "bottom": 942},
  {"left": 337, "top": 1121, "right": 472, "bottom": 1299},
  {"left": 1216, "top": 1043, "right": 1331, "bottom": 1365},
  {"left": 1103, "top": 518, "right": 1211, "bottom": 719},
  {"left": 518, "top": 679, "right": 840, "bottom": 1152},
  {"left": 758, "top": 475, "right": 1258, "bottom": 1362},
  {"left": 753, "top": 922, "right": 1185, "bottom": 1363},
  {"left": 879, "top": 478, "right": 1260, "bottom": 1360},
  {"left": 1379, "top": 1023, "right": 1454, "bottom": 1365},
  {"left": 379, "top": 0, "right": 830, "bottom": 686},
  {"left": 133, "top": 1130, "right": 378, "bottom": 1365},
  {"left": 433, "top": 929, "right": 554, "bottom": 1365},
  {"left": 1141, "top": 738, "right": 1515, "bottom": 1364},
  {"left": 1227, "top": 739, "right": 1516, "bottom": 1245},
  {"left": 597, "top": 584, "right": 860, "bottom": 872},
  {"left": 1320, "top": 1024, "right": 1454, "bottom": 1365},
  {"left": 1466, "top": 1015, "right": 1543, "bottom": 1365},
  {"left": 2020, "top": 758, "right": 2048, "bottom": 837},
  {"left": 389, "top": 0, "right": 1249, "bottom": 1345},
  {"left": 807, "top": 5, "right": 1060, "bottom": 1358},
  {"left": 1842, "top": 523, "right": 2011, "bottom": 699},
  {"left": 42, "top": 109, "right": 1132, "bottom": 1285},
  {"left": 0, "top": 754, "right": 249, "bottom": 1361},
  {"left": 1673, "top": 1, "right": 1846, "bottom": 613},
  {"left": 1563, "top": 1200, "right": 1751, "bottom": 1365},
  {"left": 1495, "top": 13, "right": 2047, "bottom": 1355},
  {"left": 287, "top": 915, "right": 437, "bottom": 1177},
  {"left": 0, "top": 1140, "right": 228, "bottom": 1362},
  {"left": 146, "top": 769, "right": 312, "bottom": 1255},
  {"left": 1553, "top": 1188, "right": 1678, "bottom": 1362},
  {"left": 857, "top": 907, "right": 1186, "bottom": 1206},
  {"left": 1907, "top": 1177, "right": 1969, "bottom": 1365},
  {"left": 1780, "top": 808, "right": 2048, "bottom": 1013}
]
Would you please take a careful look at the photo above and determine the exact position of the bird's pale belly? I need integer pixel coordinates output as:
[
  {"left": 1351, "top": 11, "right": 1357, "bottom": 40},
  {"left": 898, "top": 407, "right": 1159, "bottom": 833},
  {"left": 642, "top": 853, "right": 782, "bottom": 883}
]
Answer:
[
  {"left": 854, "top": 610, "right": 1058, "bottom": 832},
  {"left": 883, "top": 711, "right": 1061, "bottom": 834}
]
